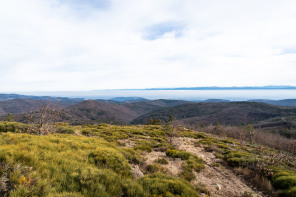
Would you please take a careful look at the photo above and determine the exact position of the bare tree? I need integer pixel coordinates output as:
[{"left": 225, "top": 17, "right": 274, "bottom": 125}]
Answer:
[{"left": 26, "top": 101, "right": 62, "bottom": 135}]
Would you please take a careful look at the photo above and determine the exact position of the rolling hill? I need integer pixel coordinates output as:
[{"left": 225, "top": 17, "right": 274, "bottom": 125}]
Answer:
[{"left": 131, "top": 102, "right": 296, "bottom": 125}]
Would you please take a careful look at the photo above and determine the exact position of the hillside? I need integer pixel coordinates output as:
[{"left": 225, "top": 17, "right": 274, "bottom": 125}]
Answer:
[
  {"left": 1, "top": 122, "right": 296, "bottom": 196},
  {"left": 2, "top": 97, "right": 296, "bottom": 129},
  {"left": 61, "top": 99, "right": 191, "bottom": 125},
  {"left": 0, "top": 93, "right": 84, "bottom": 103},
  {"left": 122, "top": 99, "right": 192, "bottom": 117},
  {"left": 131, "top": 102, "right": 296, "bottom": 125},
  {"left": 62, "top": 100, "right": 139, "bottom": 124},
  {"left": 0, "top": 99, "right": 49, "bottom": 116},
  {"left": 7, "top": 99, "right": 190, "bottom": 125},
  {"left": 250, "top": 99, "right": 296, "bottom": 106}
]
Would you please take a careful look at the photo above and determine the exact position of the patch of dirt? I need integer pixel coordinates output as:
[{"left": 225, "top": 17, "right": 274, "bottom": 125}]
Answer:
[
  {"left": 144, "top": 151, "right": 184, "bottom": 176},
  {"left": 172, "top": 137, "right": 263, "bottom": 197}
]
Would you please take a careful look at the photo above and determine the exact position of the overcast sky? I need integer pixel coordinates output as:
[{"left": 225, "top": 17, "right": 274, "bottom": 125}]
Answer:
[{"left": 1, "top": 0, "right": 296, "bottom": 92}]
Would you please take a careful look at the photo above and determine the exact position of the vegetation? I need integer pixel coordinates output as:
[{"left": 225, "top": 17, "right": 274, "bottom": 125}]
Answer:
[
  {"left": 194, "top": 129, "right": 296, "bottom": 196},
  {"left": 1, "top": 119, "right": 296, "bottom": 196},
  {"left": 0, "top": 122, "right": 204, "bottom": 196}
]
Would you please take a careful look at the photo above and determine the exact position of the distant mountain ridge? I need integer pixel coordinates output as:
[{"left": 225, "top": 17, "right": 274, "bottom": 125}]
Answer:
[
  {"left": 0, "top": 93, "right": 84, "bottom": 103},
  {"left": 0, "top": 93, "right": 296, "bottom": 128},
  {"left": 120, "top": 85, "right": 296, "bottom": 91}
]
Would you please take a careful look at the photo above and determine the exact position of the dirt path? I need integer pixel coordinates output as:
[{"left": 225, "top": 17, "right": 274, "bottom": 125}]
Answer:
[{"left": 172, "top": 137, "right": 263, "bottom": 197}]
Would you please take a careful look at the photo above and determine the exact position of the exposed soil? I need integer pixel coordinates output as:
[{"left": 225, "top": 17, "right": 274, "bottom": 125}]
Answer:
[
  {"left": 123, "top": 136, "right": 264, "bottom": 196},
  {"left": 172, "top": 137, "right": 263, "bottom": 197},
  {"left": 144, "top": 151, "right": 184, "bottom": 176}
]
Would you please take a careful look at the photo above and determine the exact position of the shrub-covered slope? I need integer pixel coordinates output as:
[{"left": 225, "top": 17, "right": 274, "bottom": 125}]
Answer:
[
  {"left": 131, "top": 102, "right": 296, "bottom": 125},
  {"left": 1, "top": 121, "right": 296, "bottom": 196}
]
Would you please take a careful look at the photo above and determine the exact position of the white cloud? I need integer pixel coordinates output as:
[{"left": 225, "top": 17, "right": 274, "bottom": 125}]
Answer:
[{"left": 0, "top": 0, "right": 296, "bottom": 92}]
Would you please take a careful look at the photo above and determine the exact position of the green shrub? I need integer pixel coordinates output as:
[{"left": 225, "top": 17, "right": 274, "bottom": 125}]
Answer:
[
  {"left": 122, "top": 179, "right": 146, "bottom": 197},
  {"left": 191, "top": 132, "right": 207, "bottom": 139},
  {"left": 81, "top": 128, "right": 95, "bottom": 136},
  {"left": 137, "top": 173, "right": 199, "bottom": 197},
  {"left": 88, "top": 148, "right": 132, "bottom": 178},
  {"left": 121, "top": 148, "right": 142, "bottom": 164},
  {"left": 272, "top": 171, "right": 292, "bottom": 181},
  {"left": 166, "top": 150, "right": 191, "bottom": 160},
  {"left": 56, "top": 126, "right": 75, "bottom": 134},
  {"left": 287, "top": 186, "right": 296, "bottom": 196},
  {"left": 179, "top": 155, "right": 205, "bottom": 181},
  {"left": 221, "top": 138, "right": 236, "bottom": 144},
  {"left": 0, "top": 121, "right": 30, "bottom": 133},
  {"left": 186, "top": 156, "right": 205, "bottom": 173},
  {"left": 134, "top": 141, "right": 156, "bottom": 153},
  {"left": 0, "top": 133, "right": 145, "bottom": 196},
  {"left": 224, "top": 151, "right": 255, "bottom": 167},
  {"left": 146, "top": 164, "right": 167, "bottom": 174},
  {"left": 273, "top": 176, "right": 296, "bottom": 190},
  {"left": 217, "top": 143, "right": 229, "bottom": 150},
  {"left": 153, "top": 142, "right": 175, "bottom": 152},
  {"left": 46, "top": 192, "right": 84, "bottom": 197},
  {"left": 154, "top": 158, "right": 169, "bottom": 165},
  {"left": 179, "top": 164, "right": 196, "bottom": 181}
]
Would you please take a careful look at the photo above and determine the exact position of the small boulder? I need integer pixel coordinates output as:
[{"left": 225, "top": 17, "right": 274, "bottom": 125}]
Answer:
[{"left": 132, "top": 165, "right": 144, "bottom": 177}]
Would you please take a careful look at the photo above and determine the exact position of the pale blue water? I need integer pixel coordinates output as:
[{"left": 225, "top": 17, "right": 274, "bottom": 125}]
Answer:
[{"left": 21, "top": 89, "right": 296, "bottom": 101}]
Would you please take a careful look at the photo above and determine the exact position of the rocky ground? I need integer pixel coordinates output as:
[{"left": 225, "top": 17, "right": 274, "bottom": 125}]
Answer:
[{"left": 128, "top": 137, "right": 264, "bottom": 197}]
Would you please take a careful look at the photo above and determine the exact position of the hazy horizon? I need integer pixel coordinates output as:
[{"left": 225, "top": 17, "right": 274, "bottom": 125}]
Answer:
[{"left": 4, "top": 88, "right": 294, "bottom": 101}]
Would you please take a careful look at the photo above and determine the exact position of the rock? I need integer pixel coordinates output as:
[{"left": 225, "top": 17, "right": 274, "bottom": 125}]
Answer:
[
  {"left": 0, "top": 177, "right": 12, "bottom": 195},
  {"left": 215, "top": 184, "right": 222, "bottom": 191},
  {"left": 132, "top": 165, "right": 144, "bottom": 177}
]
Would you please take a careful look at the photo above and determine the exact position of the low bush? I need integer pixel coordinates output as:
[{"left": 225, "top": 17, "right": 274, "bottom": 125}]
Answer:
[
  {"left": 166, "top": 149, "right": 191, "bottom": 160},
  {"left": 88, "top": 148, "right": 133, "bottom": 178},
  {"left": 180, "top": 164, "right": 196, "bottom": 181},
  {"left": 120, "top": 148, "right": 142, "bottom": 164},
  {"left": 134, "top": 140, "right": 157, "bottom": 153},
  {"left": 145, "top": 164, "right": 167, "bottom": 174},
  {"left": 0, "top": 133, "right": 144, "bottom": 196},
  {"left": 137, "top": 173, "right": 200, "bottom": 197},
  {"left": 0, "top": 121, "right": 30, "bottom": 133},
  {"left": 186, "top": 156, "right": 205, "bottom": 172},
  {"left": 224, "top": 150, "right": 255, "bottom": 167},
  {"left": 56, "top": 126, "right": 75, "bottom": 134},
  {"left": 273, "top": 176, "right": 296, "bottom": 190},
  {"left": 154, "top": 158, "right": 169, "bottom": 165}
]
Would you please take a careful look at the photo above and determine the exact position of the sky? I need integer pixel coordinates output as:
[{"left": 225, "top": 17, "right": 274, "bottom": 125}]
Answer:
[{"left": 1, "top": 0, "right": 296, "bottom": 92}]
